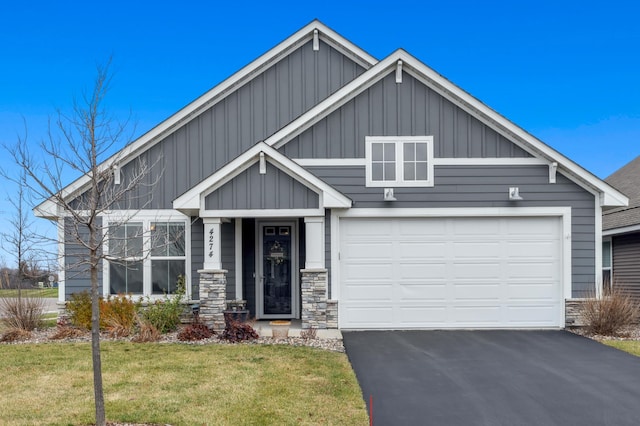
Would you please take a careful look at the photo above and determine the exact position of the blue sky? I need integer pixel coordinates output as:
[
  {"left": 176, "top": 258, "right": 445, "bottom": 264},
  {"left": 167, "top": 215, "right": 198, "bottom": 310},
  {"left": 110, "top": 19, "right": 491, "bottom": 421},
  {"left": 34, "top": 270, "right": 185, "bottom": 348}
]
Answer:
[{"left": 1, "top": 0, "right": 639, "bottom": 263}]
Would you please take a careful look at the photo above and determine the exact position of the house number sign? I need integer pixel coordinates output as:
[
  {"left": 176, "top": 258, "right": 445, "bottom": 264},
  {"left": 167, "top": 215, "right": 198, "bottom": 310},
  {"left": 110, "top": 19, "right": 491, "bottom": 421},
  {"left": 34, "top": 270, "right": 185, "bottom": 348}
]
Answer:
[
  {"left": 208, "top": 228, "right": 215, "bottom": 259},
  {"left": 203, "top": 219, "right": 222, "bottom": 270}
]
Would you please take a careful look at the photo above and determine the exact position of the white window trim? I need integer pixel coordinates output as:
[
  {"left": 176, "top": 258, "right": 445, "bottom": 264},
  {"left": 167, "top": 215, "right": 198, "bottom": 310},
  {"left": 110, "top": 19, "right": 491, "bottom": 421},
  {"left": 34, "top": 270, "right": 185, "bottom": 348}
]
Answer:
[
  {"left": 602, "top": 236, "right": 612, "bottom": 292},
  {"left": 102, "top": 210, "right": 191, "bottom": 299},
  {"left": 365, "top": 136, "right": 434, "bottom": 187}
]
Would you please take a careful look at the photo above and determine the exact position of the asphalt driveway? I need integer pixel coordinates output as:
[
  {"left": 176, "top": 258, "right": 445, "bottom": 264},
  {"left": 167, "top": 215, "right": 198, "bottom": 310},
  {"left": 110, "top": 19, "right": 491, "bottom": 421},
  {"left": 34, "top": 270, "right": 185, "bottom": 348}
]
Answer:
[{"left": 343, "top": 330, "right": 640, "bottom": 426}]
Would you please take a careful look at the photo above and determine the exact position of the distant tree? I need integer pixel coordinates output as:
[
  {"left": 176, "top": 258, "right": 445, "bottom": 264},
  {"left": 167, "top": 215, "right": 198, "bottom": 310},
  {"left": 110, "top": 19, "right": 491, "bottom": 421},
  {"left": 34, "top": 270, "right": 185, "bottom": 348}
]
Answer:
[
  {"left": 6, "top": 60, "right": 155, "bottom": 426},
  {"left": 0, "top": 167, "right": 39, "bottom": 294}
]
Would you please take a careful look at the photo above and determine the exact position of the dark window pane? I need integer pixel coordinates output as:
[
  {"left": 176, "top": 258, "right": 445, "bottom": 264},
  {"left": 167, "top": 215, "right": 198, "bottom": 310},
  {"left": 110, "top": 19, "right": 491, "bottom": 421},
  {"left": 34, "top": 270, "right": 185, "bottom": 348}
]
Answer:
[
  {"left": 126, "top": 224, "right": 143, "bottom": 257},
  {"left": 404, "top": 143, "right": 415, "bottom": 161},
  {"left": 404, "top": 162, "right": 415, "bottom": 180},
  {"left": 372, "top": 163, "right": 384, "bottom": 181},
  {"left": 150, "top": 222, "right": 167, "bottom": 256},
  {"left": 416, "top": 143, "right": 428, "bottom": 161},
  {"left": 152, "top": 260, "right": 169, "bottom": 294},
  {"left": 416, "top": 162, "right": 428, "bottom": 181},
  {"left": 372, "top": 143, "right": 383, "bottom": 161},
  {"left": 152, "top": 260, "right": 185, "bottom": 295},
  {"left": 168, "top": 224, "right": 185, "bottom": 256},
  {"left": 384, "top": 143, "right": 395, "bottom": 161},
  {"left": 384, "top": 163, "right": 396, "bottom": 180},
  {"left": 110, "top": 260, "right": 143, "bottom": 294}
]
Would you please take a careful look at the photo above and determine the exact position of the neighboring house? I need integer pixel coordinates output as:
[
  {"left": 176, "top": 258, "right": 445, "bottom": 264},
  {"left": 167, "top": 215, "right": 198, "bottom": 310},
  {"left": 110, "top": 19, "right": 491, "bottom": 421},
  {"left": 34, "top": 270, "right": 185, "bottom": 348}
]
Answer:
[
  {"left": 35, "top": 21, "right": 627, "bottom": 330},
  {"left": 603, "top": 155, "right": 640, "bottom": 297}
]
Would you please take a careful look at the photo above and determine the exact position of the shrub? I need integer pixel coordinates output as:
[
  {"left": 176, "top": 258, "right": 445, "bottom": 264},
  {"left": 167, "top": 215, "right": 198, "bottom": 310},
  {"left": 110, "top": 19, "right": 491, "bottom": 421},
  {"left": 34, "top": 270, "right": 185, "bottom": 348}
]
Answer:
[
  {"left": 66, "top": 291, "right": 93, "bottom": 330},
  {"left": 0, "top": 328, "right": 32, "bottom": 342},
  {"left": 132, "top": 314, "right": 161, "bottom": 342},
  {"left": 300, "top": 327, "right": 317, "bottom": 340},
  {"left": 49, "top": 323, "right": 88, "bottom": 340},
  {"left": 0, "top": 296, "right": 45, "bottom": 331},
  {"left": 138, "top": 275, "right": 186, "bottom": 333},
  {"left": 177, "top": 321, "right": 214, "bottom": 341},
  {"left": 101, "top": 294, "right": 139, "bottom": 337},
  {"left": 581, "top": 288, "right": 639, "bottom": 336},
  {"left": 220, "top": 320, "right": 259, "bottom": 343}
]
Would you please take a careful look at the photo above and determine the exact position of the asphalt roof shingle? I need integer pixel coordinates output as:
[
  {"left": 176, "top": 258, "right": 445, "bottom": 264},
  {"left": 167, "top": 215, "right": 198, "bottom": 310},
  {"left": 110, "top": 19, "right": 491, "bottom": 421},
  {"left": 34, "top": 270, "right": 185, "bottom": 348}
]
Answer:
[{"left": 603, "top": 155, "right": 640, "bottom": 231}]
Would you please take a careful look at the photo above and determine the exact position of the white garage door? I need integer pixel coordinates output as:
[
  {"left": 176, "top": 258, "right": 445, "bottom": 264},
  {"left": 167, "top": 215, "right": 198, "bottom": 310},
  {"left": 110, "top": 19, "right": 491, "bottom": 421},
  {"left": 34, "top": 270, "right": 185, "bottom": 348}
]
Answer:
[{"left": 339, "top": 216, "right": 563, "bottom": 329}]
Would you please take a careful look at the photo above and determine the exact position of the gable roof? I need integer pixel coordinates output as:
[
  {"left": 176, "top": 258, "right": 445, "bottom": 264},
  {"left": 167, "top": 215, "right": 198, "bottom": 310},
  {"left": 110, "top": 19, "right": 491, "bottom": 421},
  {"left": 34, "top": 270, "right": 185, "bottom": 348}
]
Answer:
[
  {"left": 34, "top": 20, "right": 375, "bottom": 219},
  {"left": 173, "top": 142, "right": 352, "bottom": 216},
  {"left": 35, "top": 21, "right": 628, "bottom": 219},
  {"left": 603, "top": 155, "right": 640, "bottom": 233},
  {"left": 263, "top": 48, "right": 628, "bottom": 208}
]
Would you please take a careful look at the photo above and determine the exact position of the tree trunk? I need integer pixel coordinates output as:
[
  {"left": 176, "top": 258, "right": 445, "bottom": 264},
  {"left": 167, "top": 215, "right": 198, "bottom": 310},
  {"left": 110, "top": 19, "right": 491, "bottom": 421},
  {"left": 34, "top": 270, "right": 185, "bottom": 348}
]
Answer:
[{"left": 90, "top": 247, "right": 106, "bottom": 426}]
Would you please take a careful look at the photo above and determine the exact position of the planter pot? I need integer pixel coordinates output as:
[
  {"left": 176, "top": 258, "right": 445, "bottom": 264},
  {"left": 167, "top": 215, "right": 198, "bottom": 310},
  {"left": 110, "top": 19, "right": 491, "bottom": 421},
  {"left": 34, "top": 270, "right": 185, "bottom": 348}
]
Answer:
[
  {"left": 269, "top": 320, "right": 291, "bottom": 338},
  {"left": 223, "top": 310, "right": 250, "bottom": 327}
]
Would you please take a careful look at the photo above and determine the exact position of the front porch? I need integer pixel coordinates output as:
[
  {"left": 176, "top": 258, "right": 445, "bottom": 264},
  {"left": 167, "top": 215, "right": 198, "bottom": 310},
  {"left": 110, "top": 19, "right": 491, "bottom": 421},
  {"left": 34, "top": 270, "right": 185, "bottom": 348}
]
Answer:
[{"left": 195, "top": 217, "right": 338, "bottom": 331}]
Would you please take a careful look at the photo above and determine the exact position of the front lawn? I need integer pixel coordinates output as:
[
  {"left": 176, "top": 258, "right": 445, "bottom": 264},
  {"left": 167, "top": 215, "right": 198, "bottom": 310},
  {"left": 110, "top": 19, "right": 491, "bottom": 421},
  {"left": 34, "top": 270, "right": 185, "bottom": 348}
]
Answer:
[
  {"left": 0, "top": 288, "right": 57, "bottom": 298},
  {"left": 0, "top": 342, "right": 367, "bottom": 425},
  {"left": 601, "top": 340, "right": 640, "bottom": 357}
]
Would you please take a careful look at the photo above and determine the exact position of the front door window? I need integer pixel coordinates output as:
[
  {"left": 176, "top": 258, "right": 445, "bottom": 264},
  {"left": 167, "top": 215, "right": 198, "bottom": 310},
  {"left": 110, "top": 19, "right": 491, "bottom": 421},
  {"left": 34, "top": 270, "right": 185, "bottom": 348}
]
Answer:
[{"left": 262, "top": 225, "right": 292, "bottom": 316}]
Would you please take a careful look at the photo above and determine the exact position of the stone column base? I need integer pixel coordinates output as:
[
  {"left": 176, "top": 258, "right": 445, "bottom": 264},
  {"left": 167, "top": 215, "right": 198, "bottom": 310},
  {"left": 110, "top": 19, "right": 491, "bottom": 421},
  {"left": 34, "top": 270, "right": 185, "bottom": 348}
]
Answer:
[
  {"left": 198, "top": 269, "right": 227, "bottom": 331},
  {"left": 301, "top": 269, "right": 337, "bottom": 329}
]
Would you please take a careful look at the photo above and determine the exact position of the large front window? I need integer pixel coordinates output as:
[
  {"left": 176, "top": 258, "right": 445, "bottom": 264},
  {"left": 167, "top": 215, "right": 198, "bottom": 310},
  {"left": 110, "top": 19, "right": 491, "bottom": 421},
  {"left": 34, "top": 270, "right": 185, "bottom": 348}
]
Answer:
[
  {"left": 107, "top": 217, "right": 188, "bottom": 297},
  {"left": 366, "top": 136, "right": 434, "bottom": 187}
]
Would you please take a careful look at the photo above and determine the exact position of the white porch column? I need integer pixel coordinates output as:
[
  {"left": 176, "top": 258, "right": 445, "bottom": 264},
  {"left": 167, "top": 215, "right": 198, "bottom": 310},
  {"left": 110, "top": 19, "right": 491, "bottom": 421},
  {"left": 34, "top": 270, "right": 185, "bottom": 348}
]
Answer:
[
  {"left": 304, "top": 216, "right": 325, "bottom": 269},
  {"left": 203, "top": 218, "right": 222, "bottom": 270}
]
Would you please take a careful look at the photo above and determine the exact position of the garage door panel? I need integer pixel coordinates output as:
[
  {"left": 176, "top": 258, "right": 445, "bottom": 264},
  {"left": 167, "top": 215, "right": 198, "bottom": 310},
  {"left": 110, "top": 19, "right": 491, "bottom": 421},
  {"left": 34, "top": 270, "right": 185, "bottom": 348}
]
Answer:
[
  {"left": 507, "top": 284, "right": 556, "bottom": 300},
  {"left": 343, "top": 282, "right": 393, "bottom": 301},
  {"left": 343, "top": 262, "right": 393, "bottom": 280},
  {"left": 506, "top": 262, "right": 559, "bottom": 279},
  {"left": 452, "top": 262, "right": 501, "bottom": 279},
  {"left": 398, "top": 262, "right": 447, "bottom": 279},
  {"left": 398, "top": 306, "right": 448, "bottom": 324},
  {"left": 506, "top": 305, "right": 559, "bottom": 324},
  {"left": 452, "top": 219, "right": 501, "bottom": 235},
  {"left": 342, "top": 242, "right": 393, "bottom": 259},
  {"left": 453, "top": 283, "right": 501, "bottom": 300},
  {"left": 452, "top": 306, "right": 502, "bottom": 323},
  {"left": 397, "top": 220, "right": 446, "bottom": 237},
  {"left": 339, "top": 217, "right": 563, "bottom": 329},
  {"left": 451, "top": 241, "right": 501, "bottom": 257},
  {"left": 343, "top": 306, "right": 394, "bottom": 326},
  {"left": 398, "top": 242, "right": 446, "bottom": 258},
  {"left": 507, "top": 241, "right": 558, "bottom": 257},
  {"left": 397, "top": 283, "right": 447, "bottom": 300}
]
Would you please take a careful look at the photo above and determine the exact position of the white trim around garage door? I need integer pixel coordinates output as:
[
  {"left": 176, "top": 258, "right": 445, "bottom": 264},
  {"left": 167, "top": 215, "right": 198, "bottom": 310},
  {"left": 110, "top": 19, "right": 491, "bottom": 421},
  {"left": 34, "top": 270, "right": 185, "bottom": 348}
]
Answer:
[{"left": 330, "top": 207, "right": 573, "bottom": 318}]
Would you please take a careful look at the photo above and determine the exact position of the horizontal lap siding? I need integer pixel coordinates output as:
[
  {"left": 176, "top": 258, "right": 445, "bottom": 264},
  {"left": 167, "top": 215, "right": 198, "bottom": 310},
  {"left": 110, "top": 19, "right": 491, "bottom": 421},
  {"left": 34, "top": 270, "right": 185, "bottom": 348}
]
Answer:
[
  {"left": 307, "top": 165, "right": 595, "bottom": 297},
  {"left": 115, "top": 40, "right": 365, "bottom": 210},
  {"left": 281, "top": 72, "right": 532, "bottom": 159},
  {"left": 612, "top": 233, "right": 640, "bottom": 299}
]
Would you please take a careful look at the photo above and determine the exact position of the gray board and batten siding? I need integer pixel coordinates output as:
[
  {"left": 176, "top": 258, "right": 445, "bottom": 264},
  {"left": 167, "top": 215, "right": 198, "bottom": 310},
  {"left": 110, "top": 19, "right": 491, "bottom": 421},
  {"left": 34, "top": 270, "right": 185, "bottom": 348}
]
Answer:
[
  {"left": 116, "top": 40, "right": 366, "bottom": 211},
  {"left": 204, "top": 162, "right": 319, "bottom": 211},
  {"left": 280, "top": 72, "right": 532, "bottom": 159}
]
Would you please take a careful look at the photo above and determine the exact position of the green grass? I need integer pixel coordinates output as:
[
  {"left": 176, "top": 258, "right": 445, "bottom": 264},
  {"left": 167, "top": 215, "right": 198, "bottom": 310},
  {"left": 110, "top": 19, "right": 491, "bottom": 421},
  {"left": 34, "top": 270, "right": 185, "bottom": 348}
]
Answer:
[
  {"left": 0, "top": 342, "right": 368, "bottom": 425},
  {"left": 601, "top": 340, "right": 640, "bottom": 357},
  {"left": 0, "top": 288, "right": 57, "bottom": 298}
]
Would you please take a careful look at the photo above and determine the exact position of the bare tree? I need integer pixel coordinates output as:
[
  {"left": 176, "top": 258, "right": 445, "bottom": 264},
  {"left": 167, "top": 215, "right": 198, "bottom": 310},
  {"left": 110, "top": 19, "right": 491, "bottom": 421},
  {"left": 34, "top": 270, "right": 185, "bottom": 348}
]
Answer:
[
  {"left": 7, "top": 61, "right": 154, "bottom": 426},
  {"left": 0, "top": 167, "right": 39, "bottom": 295}
]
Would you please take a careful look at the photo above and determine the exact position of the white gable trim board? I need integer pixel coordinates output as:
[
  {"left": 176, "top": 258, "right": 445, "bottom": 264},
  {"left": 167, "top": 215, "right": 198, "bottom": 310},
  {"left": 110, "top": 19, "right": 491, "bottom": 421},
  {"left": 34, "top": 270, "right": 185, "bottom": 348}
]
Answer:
[{"left": 331, "top": 207, "right": 571, "bottom": 329}]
